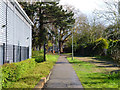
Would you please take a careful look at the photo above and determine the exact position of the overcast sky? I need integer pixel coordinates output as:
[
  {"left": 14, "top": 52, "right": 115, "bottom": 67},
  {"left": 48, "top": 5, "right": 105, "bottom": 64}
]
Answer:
[
  {"left": 59, "top": 0, "right": 119, "bottom": 24},
  {"left": 59, "top": 0, "right": 119, "bottom": 17},
  {"left": 60, "top": 0, "right": 106, "bottom": 16}
]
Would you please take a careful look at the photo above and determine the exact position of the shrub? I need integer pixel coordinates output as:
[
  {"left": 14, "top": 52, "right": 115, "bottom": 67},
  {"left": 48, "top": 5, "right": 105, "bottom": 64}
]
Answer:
[
  {"left": 35, "top": 56, "right": 44, "bottom": 63},
  {"left": 95, "top": 38, "right": 109, "bottom": 49},
  {"left": 75, "top": 45, "right": 84, "bottom": 56},
  {"left": 63, "top": 46, "right": 72, "bottom": 53},
  {"left": 107, "top": 39, "right": 120, "bottom": 64},
  {"left": 2, "top": 59, "right": 36, "bottom": 88},
  {"left": 75, "top": 38, "right": 109, "bottom": 56},
  {"left": 82, "top": 38, "right": 108, "bottom": 56},
  {"left": 2, "top": 54, "right": 58, "bottom": 88},
  {"left": 32, "top": 51, "right": 41, "bottom": 58},
  {"left": 1, "top": 50, "right": 50, "bottom": 88},
  {"left": 93, "top": 38, "right": 109, "bottom": 56},
  {"left": 84, "top": 43, "right": 95, "bottom": 56},
  {"left": 32, "top": 50, "right": 44, "bottom": 63}
]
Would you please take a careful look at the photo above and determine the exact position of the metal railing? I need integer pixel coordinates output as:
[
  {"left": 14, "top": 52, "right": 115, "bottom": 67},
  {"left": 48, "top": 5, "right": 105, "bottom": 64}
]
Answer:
[{"left": 0, "top": 43, "right": 29, "bottom": 65}]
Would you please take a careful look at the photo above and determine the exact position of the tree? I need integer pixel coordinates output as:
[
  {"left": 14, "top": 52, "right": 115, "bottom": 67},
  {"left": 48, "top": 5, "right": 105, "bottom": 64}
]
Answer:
[
  {"left": 19, "top": 1, "right": 75, "bottom": 53},
  {"left": 63, "top": 5, "right": 106, "bottom": 55},
  {"left": 105, "top": 24, "right": 120, "bottom": 40},
  {"left": 55, "top": 11, "right": 75, "bottom": 52},
  {"left": 94, "top": 0, "right": 120, "bottom": 40},
  {"left": 19, "top": 1, "right": 59, "bottom": 49},
  {"left": 52, "top": 5, "right": 78, "bottom": 53},
  {"left": 94, "top": 0, "right": 120, "bottom": 63},
  {"left": 37, "top": 4, "right": 75, "bottom": 53}
]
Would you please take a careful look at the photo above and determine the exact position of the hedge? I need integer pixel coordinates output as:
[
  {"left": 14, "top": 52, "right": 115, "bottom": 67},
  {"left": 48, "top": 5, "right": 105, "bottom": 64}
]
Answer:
[
  {"left": 2, "top": 58, "right": 36, "bottom": 88},
  {"left": 75, "top": 38, "right": 109, "bottom": 56},
  {"left": 107, "top": 39, "right": 120, "bottom": 64}
]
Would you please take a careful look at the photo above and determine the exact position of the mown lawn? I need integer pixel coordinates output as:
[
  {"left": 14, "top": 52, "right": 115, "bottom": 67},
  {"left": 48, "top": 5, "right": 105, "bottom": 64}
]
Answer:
[
  {"left": 2, "top": 54, "right": 59, "bottom": 88},
  {"left": 67, "top": 57, "right": 120, "bottom": 89}
]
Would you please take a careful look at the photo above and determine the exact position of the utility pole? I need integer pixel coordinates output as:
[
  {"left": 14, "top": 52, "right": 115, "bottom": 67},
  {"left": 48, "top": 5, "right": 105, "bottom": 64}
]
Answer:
[
  {"left": 58, "top": 29, "right": 60, "bottom": 55},
  {"left": 67, "top": 25, "right": 74, "bottom": 60},
  {"left": 72, "top": 27, "right": 73, "bottom": 60}
]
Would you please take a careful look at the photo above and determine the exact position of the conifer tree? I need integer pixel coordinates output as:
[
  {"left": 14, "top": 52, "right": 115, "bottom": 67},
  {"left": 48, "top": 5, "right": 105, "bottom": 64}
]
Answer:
[{"left": 19, "top": 1, "right": 75, "bottom": 52}]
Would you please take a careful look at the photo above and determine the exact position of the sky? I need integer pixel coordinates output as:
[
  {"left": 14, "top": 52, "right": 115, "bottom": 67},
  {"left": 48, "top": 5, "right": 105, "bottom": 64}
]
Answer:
[{"left": 59, "top": 0, "right": 107, "bottom": 16}]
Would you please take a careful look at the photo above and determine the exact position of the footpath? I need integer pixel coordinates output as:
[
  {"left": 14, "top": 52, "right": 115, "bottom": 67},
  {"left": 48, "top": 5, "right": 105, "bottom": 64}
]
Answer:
[{"left": 44, "top": 55, "right": 83, "bottom": 88}]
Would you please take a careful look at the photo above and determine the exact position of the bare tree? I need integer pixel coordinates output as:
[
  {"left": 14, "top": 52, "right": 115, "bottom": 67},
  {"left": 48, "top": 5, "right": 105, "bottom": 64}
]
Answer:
[{"left": 94, "top": 0, "right": 120, "bottom": 64}]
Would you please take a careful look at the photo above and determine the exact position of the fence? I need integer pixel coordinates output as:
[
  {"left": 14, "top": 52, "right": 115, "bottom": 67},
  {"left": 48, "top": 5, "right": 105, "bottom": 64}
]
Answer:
[
  {"left": 0, "top": 43, "right": 29, "bottom": 65},
  {"left": 0, "top": 44, "right": 3, "bottom": 65}
]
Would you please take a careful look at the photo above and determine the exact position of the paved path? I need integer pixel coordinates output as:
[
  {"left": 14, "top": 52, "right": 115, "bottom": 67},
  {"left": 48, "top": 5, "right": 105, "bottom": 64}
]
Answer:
[{"left": 44, "top": 55, "right": 83, "bottom": 88}]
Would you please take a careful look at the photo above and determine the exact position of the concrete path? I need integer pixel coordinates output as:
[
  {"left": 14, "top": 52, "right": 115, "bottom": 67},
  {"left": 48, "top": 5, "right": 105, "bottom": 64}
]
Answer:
[{"left": 44, "top": 55, "right": 83, "bottom": 89}]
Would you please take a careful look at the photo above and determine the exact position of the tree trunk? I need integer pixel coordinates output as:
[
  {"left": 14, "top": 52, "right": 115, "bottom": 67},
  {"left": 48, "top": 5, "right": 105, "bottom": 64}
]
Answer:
[
  {"left": 52, "top": 43, "right": 54, "bottom": 53},
  {"left": 59, "top": 41, "right": 63, "bottom": 53},
  {"left": 39, "top": 44, "right": 42, "bottom": 51}
]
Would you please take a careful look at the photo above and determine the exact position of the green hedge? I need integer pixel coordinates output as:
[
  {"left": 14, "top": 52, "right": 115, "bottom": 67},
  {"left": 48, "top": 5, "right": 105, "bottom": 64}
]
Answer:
[
  {"left": 2, "top": 58, "right": 36, "bottom": 88},
  {"left": 1, "top": 54, "right": 58, "bottom": 88},
  {"left": 95, "top": 38, "right": 109, "bottom": 49},
  {"left": 75, "top": 38, "right": 109, "bottom": 56},
  {"left": 107, "top": 39, "right": 120, "bottom": 64},
  {"left": 2, "top": 50, "right": 44, "bottom": 88},
  {"left": 32, "top": 51, "right": 44, "bottom": 63},
  {"left": 92, "top": 38, "right": 108, "bottom": 56}
]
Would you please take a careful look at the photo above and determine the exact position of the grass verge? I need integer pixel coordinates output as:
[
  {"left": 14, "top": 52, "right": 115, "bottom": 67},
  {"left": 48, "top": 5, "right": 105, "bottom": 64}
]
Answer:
[
  {"left": 67, "top": 57, "right": 120, "bottom": 89},
  {"left": 62, "top": 53, "right": 72, "bottom": 56},
  {"left": 2, "top": 54, "right": 59, "bottom": 88}
]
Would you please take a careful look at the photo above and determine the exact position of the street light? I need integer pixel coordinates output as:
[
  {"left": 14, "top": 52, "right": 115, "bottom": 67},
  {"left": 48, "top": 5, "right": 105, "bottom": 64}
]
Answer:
[
  {"left": 58, "top": 29, "right": 60, "bottom": 55},
  {"left": 67, "top": 24, "right": 74, "bottom": 60}
]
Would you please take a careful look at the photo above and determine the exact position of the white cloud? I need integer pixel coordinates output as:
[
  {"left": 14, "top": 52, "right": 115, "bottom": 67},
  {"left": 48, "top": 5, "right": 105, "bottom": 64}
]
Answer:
[{"left": 60, "top": 0, "right": 106, "bottom": 15}]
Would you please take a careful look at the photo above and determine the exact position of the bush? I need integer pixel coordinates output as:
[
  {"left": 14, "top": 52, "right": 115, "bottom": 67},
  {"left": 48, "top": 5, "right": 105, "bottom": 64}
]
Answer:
[
  {"left": 1, "top": 50, "right": 58, "bottom": 88},
  {"left": 2, "top": 53, "right": 58, "bottom": 88},
  {"left": 93, "top": 38, "right": 109, "bottom": 56},
  {"left": 107, "top": 39, "right": 120, "bottom": 64},
  {"left": 95, "top": 38, "right": 109, "bottom": 49},
  {"left": 2, "top": 59, "right": 36, "bottom": 88},
  {"left": 75, "top": 45, "right": 84, "bottom": 56},
  {"left": 32, "top": 51, "right": 41, "bottom": 58},
  {"left": 32, "top": 50, "right": 44, "bottom": 63},
  {"left": 63, "top": 46, "right": 72, "bottom": 53},
  {"left": 75, "top": 38, "right": 109, "bottom": 56},
  {"left": 35, "top": 56, "right": 44, "bottom": 63}
]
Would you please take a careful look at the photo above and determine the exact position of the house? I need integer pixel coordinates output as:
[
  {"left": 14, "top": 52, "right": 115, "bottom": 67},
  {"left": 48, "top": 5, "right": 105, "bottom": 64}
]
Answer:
[{"left": 0, "top": 0, "right": 33, "bottom": 65}]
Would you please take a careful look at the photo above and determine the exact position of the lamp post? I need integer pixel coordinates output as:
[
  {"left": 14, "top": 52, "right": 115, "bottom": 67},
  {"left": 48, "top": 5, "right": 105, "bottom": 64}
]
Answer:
[
  {"left": 58, "top": 29, "right": 60, "bottom": 55},
  {"left": 71, "top": 26, "right": 74, "bottom": 60},
  {"left": 67, "top": 25, "right": 74, "bottom": 60}
]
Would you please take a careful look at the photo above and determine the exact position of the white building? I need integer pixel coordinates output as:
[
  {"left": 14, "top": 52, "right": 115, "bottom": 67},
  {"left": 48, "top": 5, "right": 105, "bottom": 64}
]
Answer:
[{"left": 0, "top": 0, "right": 33, "bottom": 65}]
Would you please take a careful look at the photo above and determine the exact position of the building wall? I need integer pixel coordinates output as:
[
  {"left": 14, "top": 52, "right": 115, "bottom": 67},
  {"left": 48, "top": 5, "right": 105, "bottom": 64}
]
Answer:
[
  {"left": 0, "top": 1, "right": 5, "bottom": 65},
  {"left": 0, "top": 1, "right": 6, "bottom": 44},
  {"left": 0, "top": 0, "right": 32, "bottom": 64}
]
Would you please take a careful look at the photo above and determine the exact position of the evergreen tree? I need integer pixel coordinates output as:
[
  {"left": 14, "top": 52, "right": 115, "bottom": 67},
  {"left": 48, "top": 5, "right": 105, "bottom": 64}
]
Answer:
[{"left": 19, "top": 1, "right": 75, "bottom": 52}]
